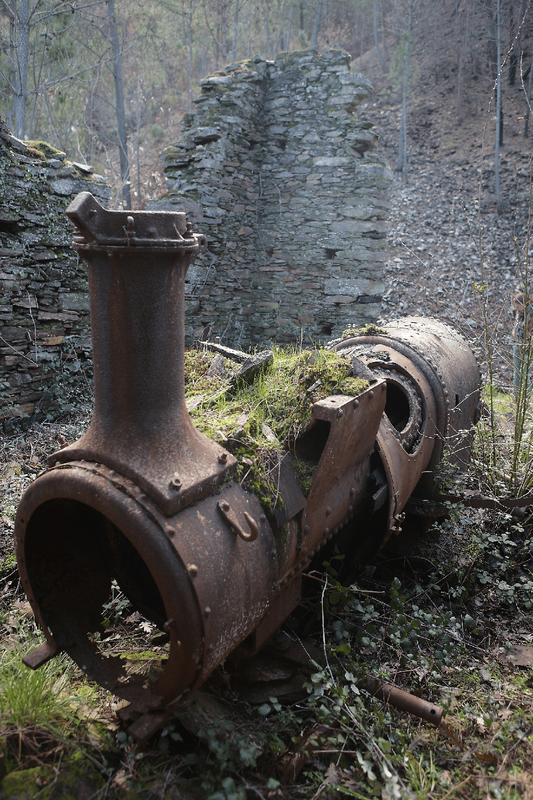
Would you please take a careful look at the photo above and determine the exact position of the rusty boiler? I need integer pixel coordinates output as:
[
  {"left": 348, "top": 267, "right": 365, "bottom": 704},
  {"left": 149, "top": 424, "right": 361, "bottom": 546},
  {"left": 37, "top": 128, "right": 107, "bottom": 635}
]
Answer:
[{"left": 14, "top": 193, "right": 481, "bottom": 738}]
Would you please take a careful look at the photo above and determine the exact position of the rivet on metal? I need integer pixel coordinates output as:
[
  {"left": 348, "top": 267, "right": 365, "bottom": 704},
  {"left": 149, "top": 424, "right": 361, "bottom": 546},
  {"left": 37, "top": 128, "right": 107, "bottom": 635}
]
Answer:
[
  {"left": 218, "top": 452, "right": 228, "bottom": 464},
  {"left": 353, "top": 399, "right": 359, "bottom": 408},
  {"left": 324, "top": 527, "right": 330, "bottom": 535},
  {"left": 337, "top": 408, "right": 343, "bottom": 419},
  {"left": 369, "top": 390, "right": 374, "bottom": 398},
  {"left": 163, "top": 618, "right": 175, "bottom": 632},
  {"left": 204, "top": 606, "right": 211, "bottom": 617},
  {"left": 350, "top": 487, "right": 356, "bottom": 496},
  {"left": 304, "top": 524, "right": 310, "bottom": 534},
  {"left": 325, "top": 506, "right": 331, "bottom": 516},
  {"left": 187, "top": 564, "right": 199, "bottom": 577},
  {"left": 348, "top": 504, "right": 353, "bottom": 512}
]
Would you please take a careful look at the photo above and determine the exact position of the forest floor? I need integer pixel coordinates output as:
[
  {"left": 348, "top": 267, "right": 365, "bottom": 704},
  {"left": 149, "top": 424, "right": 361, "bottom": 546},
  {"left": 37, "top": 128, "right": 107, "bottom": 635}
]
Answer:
[{"left": 1, "top": 38, "right": 533, "bottom": 800}]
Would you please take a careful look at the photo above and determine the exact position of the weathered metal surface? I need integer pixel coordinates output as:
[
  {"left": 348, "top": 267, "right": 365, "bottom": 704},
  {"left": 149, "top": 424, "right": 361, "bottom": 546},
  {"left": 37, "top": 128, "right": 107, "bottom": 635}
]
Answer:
[
  {"left": 15, "top": 193, "right": 481, "bottom": 726},
  {"left": 22, "top": 640, "right": 59, "bottom": 670},
  {"left": 16, "top": 460, "right": 278, "bottom": 713},
  {"left": 333, "top": 318, "right": 481, "bottom": 510},
  {"left": 51, "top": 192, "right": 234, "bottom": 517},
  {"left": 334, "top": 318, "right": 481, "bottom": 485},
  {"left": 366, "top": 677, "right": 444, "bottom": 726}
]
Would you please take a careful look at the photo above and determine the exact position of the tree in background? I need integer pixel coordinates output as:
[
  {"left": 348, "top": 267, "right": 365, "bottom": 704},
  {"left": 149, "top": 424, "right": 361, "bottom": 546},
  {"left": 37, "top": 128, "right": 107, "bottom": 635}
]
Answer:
[{"left": 0, "top": 0, "right": 89, "bottom": 139}]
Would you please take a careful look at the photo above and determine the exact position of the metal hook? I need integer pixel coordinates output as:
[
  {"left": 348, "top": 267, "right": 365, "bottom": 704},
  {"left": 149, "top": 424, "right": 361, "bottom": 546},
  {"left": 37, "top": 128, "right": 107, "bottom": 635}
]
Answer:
[{"left": 217, "top": 500, "right": 259, "bottom": 542}]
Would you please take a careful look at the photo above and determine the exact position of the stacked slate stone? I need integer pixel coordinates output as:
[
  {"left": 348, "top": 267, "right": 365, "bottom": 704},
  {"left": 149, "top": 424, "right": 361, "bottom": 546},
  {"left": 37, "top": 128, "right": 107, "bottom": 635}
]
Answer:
[
  {"left": 0, "top": 117, "right": 110, "bottom": 432},
  {"left": 156, "top": 48, "right": 391, "bottom": 348}
]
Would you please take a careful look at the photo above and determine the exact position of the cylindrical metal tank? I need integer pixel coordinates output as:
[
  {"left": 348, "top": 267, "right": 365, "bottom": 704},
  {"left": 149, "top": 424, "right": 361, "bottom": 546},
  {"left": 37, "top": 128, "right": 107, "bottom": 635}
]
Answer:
[{"left": 14, "top": 194, "right": 482, "bottom": 739}]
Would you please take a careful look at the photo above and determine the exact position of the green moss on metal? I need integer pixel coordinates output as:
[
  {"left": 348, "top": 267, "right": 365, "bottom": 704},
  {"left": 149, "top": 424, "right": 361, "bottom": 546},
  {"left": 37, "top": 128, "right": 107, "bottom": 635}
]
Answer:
[{"left": 185, "top": 346, "right": 368, "bottom": 511}]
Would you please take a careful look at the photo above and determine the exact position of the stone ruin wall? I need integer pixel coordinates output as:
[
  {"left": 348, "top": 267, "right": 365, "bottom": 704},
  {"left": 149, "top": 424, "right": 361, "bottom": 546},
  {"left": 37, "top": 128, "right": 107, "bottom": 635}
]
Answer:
[
  {"left": 0, "top": 118, "right": 110, "bottom": 432},
  {"left": 0, "top": 48, "right": 390, "bottom": 429},
  {"left": 155, "top": 48, "right": 392, "bottom": 348}
]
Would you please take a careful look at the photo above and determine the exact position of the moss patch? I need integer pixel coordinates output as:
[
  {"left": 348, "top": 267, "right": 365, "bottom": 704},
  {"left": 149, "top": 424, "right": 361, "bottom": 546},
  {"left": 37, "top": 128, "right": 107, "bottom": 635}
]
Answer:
[
  {"left": 342, "top": 323, "right": 387, "bottom": 338},
  {"left": 0, "top": 762, "right": 104, "bottom": 799},
  {"left": 186, "top": 346, "right": 368, "bottom": 510},
  {"left": 24, "top": 140, "right": 65, "bottom": 160}
]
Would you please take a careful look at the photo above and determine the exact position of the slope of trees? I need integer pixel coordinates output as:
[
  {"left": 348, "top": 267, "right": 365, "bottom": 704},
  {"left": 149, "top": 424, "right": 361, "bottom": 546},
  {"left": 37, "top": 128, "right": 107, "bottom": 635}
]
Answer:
[{"left": 0, "top": 0, "right": 531, "bottom": 206}]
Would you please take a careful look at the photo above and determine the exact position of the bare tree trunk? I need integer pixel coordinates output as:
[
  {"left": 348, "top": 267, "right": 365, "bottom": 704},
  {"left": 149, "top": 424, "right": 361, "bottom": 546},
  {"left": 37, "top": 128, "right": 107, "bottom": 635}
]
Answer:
[
  {"left": 380, "top": 0, "right": 389, "bottom": 62},
  {"left": 7, "top": 15, "right": 16, "bottom": 131},
  {"left": 188, "top": 2, "right": 194, "bottom": 103},
  {"left": 486, "top": 0, "right": 497, "bottom": 79},
  {"left": 373, "top": 0, "right": 386, "bottom": 72},
  {"left": 397, "top": 0, "right": 414, "bottom": 178},
  {"left": 286, "top": 3, "right": 293, "bottom": 50},
  {"left": 433, "top": 2, "right": 438, "bottom": 84},
  {"left": 231, "top": 0, "right": 239, "bottom": 61},
  {"left": 360, "top": 15, "right": 365, "bottom": 71},
  {"left": 457, "top": 7, "right": 470, "bottom": 123},
  {"left": 135, "top": 79, "right": 141, "bottom": 206},
  {"left": 511, "top": 0, "right": 528, "bottom": 86},
  {"left": 495, "top": 0, "right": 502, "bottom": 214},
  {"left": 107, "top": 0, "right": 131, "bottom": 209},
  {"left": 311, "top": 0, "right": 323, "bottom": 48},
  {"left": 524, "top": 61, "right": 532, "bottom": 137},
  {"left": 13, "top": 0, "right": 30, "bottom": 139}
]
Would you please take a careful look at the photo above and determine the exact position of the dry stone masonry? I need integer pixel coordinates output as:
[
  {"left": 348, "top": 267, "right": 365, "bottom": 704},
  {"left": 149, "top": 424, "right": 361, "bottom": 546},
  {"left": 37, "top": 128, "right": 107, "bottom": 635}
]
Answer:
[
  {"left": 156, "top": 48, "right": 391, "bottom": 347},
  {"left": 0, "top": 117, "right": 110, "bottom": 432}
]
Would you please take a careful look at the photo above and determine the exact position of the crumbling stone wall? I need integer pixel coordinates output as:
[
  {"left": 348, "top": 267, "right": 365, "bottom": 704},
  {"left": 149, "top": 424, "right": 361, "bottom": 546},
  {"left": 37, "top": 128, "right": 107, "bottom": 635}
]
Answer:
[
  {"left": 156, "top": 49, "right": 391, "bottom": 347},
  {"left": 0, "top": 117, "right": 110, "bottom": 431}
]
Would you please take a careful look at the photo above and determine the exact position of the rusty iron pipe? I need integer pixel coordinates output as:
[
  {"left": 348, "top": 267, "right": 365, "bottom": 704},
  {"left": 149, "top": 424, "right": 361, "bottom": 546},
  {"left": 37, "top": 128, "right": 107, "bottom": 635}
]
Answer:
[{"left": 366, "top": 677, "right": 444, "bottom": 726}]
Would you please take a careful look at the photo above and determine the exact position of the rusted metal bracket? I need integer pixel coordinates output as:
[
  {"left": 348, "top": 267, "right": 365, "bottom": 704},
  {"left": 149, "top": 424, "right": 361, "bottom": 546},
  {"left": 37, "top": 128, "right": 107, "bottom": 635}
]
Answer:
[
  {"left": 300, "top": 385, "right": 387, "bottom": 550},
  {"left": 22, "top": 640, "right": 60, "bottom": 670}
]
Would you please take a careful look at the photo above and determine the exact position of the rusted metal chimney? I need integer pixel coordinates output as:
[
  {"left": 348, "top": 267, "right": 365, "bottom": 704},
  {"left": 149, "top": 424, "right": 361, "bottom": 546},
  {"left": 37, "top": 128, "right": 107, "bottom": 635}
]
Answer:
[{"left": 51, "top": 191, "right": 236, "bottom": 514}]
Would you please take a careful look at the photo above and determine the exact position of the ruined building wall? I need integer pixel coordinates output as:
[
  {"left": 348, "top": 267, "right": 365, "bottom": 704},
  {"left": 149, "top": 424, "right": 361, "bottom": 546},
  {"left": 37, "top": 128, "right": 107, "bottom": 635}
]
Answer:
[
  {"left": 156, "top": 49, "right": 391, "bottom": 347},
  {"left": 0, "top": 118, "right": 110, "bottom": 431}
]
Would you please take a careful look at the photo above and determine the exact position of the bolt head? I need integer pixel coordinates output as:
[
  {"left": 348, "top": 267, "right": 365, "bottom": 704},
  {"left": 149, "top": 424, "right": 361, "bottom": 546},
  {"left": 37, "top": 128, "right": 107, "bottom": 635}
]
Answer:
[{"left": 169, "top": 473, "right": 182, "bottom": 490}]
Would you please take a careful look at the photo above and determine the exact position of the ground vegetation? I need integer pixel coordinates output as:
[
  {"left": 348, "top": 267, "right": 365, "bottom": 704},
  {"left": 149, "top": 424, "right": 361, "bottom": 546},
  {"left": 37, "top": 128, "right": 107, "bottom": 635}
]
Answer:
[{"left": 1, "top": 0, "right": 533, "bottom": 797}]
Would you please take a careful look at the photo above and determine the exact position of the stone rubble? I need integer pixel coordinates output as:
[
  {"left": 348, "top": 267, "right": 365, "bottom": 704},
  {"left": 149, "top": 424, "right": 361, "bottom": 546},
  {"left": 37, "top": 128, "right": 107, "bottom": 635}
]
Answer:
[{"left": 361, "top": 99, "right": 532, "bottom": 389}]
